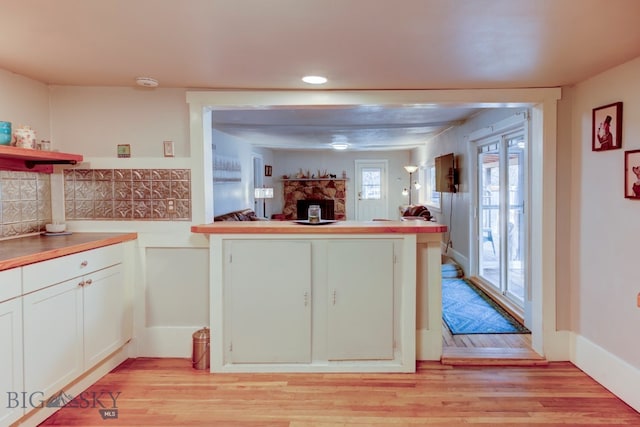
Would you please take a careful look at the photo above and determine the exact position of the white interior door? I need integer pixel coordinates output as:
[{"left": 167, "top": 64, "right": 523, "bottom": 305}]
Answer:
[{"left": 355, "top": 160, "right": 388, "bottom": 220}]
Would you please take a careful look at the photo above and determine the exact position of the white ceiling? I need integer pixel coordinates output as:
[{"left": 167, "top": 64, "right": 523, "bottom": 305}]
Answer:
[{"left": 2, "top": 0, "right": 640, "bottom": 150}]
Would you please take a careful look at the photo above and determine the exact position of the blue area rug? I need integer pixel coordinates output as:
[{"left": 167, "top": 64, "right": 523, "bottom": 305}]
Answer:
[{"left": 442, "top": 278, "right": 530, "bottom": 335}]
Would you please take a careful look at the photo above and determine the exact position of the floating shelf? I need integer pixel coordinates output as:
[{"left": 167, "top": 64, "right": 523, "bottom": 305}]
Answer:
[{"left": 0, "top": 145, "right": 83, "bottom": 173}]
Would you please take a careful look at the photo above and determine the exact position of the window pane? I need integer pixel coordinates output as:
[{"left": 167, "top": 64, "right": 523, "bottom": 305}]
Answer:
[
  {"left": 361, "top": 168, "right": 381, "bottom": 200},
  {"left": 427, "top": 166, "right": 440, "bottom": 208}
]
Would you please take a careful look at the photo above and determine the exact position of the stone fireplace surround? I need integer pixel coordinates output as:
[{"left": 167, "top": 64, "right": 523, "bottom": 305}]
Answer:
[{"left": 282, "top": 179, "right": 346, "bottom": 220}]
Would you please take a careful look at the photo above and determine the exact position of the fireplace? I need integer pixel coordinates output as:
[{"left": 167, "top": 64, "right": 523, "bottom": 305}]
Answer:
[
  {"left": 297, "top": 199, "right": 335, "bottom": 220},
  {"left": 282, "top": 179, "right": 346, "bottom": 220}
]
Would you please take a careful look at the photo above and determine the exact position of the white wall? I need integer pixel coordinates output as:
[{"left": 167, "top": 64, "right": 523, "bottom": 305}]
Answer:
[
  {"left": 48, "top": 85, "right": 206, "bottom": 357},
  {"left": 570, "top": 57, "right": 640, "bottom": 368},
  {"left": 0, "top": 68, "right": 50, "bottom": 145},
  {"left": 49, "top": 86, "right": 189, "bottom": 157}
]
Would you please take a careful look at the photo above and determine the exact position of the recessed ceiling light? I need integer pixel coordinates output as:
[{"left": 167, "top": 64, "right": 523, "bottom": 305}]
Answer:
[
  {"left": 302, "top": 75, "right": 328, "bottom": 85},
  {"left": 135, "top": 77, "right": 159, "bottom": 87},
  {"left": 331, "top": 142, "right": 349, "bottom": 150}
]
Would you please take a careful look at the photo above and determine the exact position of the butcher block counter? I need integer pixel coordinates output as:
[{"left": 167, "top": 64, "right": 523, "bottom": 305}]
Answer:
[
  {"left": 191, "top": 219, "right": 447, "bottom": 234},
  {"left": 191, "top": 220, "right": 446, "bottom": 373},
  {"left": 0, "top": 232, "right": 138, "bottom": 271}
]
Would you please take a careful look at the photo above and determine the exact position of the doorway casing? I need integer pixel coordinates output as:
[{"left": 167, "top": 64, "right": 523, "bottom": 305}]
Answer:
[{"left": 186, "top": 88, "right": 564, "bottom": 361}]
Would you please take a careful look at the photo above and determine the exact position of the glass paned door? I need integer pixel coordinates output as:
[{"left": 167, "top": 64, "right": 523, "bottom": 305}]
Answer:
[
  {"left": 355, "top": 160, "right": 388, "bottom": 220},
  {"left": 506, "top": 135, "right": 525, "bottom": 303},
  {"left": 477, "top": 131, "right": 527, "bottom": 307},
  {"left": 478, "top": 142, "right": 501, "bottom": 289}
]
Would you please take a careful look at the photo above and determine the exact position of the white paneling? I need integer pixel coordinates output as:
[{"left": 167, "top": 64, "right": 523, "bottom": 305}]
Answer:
[{"left": 145, "top": 248, "right": 209, "bottom": 327}]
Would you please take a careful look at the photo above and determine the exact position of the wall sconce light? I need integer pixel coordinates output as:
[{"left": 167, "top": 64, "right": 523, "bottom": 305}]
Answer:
[
  {"left": 403, "top": 165, "right": 419, "bottom": 205},
  {"left": 254, "top": 187, "right": 274, "bottom": 218}
]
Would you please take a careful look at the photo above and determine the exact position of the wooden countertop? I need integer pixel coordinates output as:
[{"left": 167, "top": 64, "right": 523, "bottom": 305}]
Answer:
[
  {"left": 191, "top": 220, "right": 447, "bottom": 235},
  {"left": 0, "top": 232, "right": 138, "bottom": 271}
]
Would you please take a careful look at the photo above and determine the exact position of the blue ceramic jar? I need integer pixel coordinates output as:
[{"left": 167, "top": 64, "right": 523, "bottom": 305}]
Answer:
[{"left": 0, "top": 121, "right": 11, "bottom": 145}]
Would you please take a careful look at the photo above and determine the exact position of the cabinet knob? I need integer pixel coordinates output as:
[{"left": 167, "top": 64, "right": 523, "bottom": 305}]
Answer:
[
  {"left": 85, "top": 278, "right": 93, "bottom": 285},
  {"left": 79, "top": 280, "right": 85, "bottom": 287},
  {"left": 80, "top": 260, "right": 88, "bottom": 267}
]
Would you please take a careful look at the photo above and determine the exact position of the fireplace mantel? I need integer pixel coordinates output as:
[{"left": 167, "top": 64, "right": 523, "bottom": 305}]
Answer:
[{"left": 281, "top": 178, "right": 348, "bottom": 182}]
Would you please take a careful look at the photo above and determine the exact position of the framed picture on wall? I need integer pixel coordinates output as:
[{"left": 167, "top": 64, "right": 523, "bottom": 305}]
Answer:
[
  {"left": 624, "top": 149, "right": 640, "bottom": 199},
  {"left": 592, "top": 102, "right": 623, "bottom": 151}
]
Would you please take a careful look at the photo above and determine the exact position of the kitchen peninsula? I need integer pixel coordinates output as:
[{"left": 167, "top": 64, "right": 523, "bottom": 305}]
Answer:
[{"left": 191, "top": 220, "right": 446, "bottom": 373}]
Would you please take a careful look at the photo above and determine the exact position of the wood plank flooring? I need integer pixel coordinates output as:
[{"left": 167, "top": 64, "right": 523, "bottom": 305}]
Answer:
[
  {"left": 40, "top": 358, "right": 640, "bottom": 426},
  {"left": 441, "top": 322, "right": 544, "bottom": 365}
]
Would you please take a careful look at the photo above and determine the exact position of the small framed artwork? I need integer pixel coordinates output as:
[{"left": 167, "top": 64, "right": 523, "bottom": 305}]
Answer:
[
  {"left": 624, "top": 149, "right": 640, "bottom": 199},
  {"left": 163, "top": 140, "right": 174, "bottom": 157},
  {"left": 117, "top": 144, "right": 131, "bottom": 158},
  {"left": 592, "top": 102, "right": 623, "bottom": 151},
  {"left": 264, "top": 164, "right": 272, "bottom": 177}
]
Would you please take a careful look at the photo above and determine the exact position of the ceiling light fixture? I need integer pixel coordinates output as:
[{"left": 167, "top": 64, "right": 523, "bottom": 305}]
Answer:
[
  {"left": 302, "top": 75, "right": 328, "bottom": 85},
  {"left": 135, "top": 77, "right": 159, "bottom": 88},
  {"left": 330, "top": 142, "right": 349, "bottom": 150}
]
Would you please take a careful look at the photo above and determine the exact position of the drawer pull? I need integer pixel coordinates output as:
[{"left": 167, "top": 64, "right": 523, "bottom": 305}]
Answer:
[{"left": 80, "top": 260, "right": 88, "bottom": 267}]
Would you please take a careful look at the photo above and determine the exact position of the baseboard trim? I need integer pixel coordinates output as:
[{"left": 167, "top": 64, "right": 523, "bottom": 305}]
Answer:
[{"left": 571, "top": 332, "right": 640, "bottom": 413}]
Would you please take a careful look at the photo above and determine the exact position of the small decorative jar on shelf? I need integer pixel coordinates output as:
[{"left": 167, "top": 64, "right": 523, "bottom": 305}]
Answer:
[
  {"left": 0, "top": 121, "right": 11, "bottom": 145},
  {"left": 13, "top": 125, "right": 37, "bottom": 149}
]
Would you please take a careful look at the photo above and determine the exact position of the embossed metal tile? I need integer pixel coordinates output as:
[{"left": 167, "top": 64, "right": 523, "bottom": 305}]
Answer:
[
  {"left": 0, "top": 171, "right": 54, "bottom": 238},
  {"left": 64, "top": 168, "right": 191, "bottom": 221}
]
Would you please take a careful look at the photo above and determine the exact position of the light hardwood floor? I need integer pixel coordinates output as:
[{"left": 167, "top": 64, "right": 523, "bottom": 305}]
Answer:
[{"left": 40, "top": 358, "right": 640, "bottom": 426}]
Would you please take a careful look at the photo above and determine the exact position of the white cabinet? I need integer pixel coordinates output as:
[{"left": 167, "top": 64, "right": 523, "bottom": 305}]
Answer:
[
  {"left": 22, "top": 244, "right": 129, "bottom": 406},
  {"left": 212, "top": 236, "right": 407, "bottom": 372},
  {"left": 23, "top": 279, "right": 83, "bottom": 403},
  {"left": 83, "top": 264, "right": 128, "bottom": 369},
  {"left": 224, "top": 240, "right": 311, "bottom": 363},
  {"left": 326, "top": 240, "right": 395, "bottom": 360},
  {"left": 0, "top": 268, "right": 24, "bottom": 426}
]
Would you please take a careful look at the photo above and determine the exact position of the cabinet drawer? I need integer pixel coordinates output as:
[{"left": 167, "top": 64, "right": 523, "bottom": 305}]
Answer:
[
  {"left": 23, "top": 244, "right": 123, "bottom": 294},
  {"left": 0, "top": 268, "right": 21, "bottom": 303}
]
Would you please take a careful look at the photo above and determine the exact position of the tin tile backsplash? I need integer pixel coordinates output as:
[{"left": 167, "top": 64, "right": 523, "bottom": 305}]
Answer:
[
  {"left": 0, "top": 171, "right": 52, "bottom": 238},
  {"left": 64, "top": 168, "right": 191, "bottom": 221}
]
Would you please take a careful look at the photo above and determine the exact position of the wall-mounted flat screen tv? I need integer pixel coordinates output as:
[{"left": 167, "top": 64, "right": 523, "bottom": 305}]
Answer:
[{"left": 435, "top": 153, "right": 457, "bottom": 193}]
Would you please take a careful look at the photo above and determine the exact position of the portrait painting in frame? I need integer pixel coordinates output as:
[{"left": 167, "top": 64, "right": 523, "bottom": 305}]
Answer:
[
  {"left": 592, "top": 102, "right": 622, "bottom": 151},
  {"left": 624, "top": 149, "right": 640, "bottom": 199}
]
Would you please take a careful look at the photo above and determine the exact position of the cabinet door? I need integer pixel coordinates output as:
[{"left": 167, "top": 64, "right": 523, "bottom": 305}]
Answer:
[
  {"left": 225, "top": 240, "right": 311, "bottom": 363},
  {"left": 83, "top": 264, "right": 128, "bottom": 369},
  {"left": 0, "top": 298, "right": 24, "bottom": 425},
  {"left": 327, "top": 240, "right": 395, "bottom": 360},
  {"left": 23, "top": 279, "right": 83, "bottom": 405}
]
